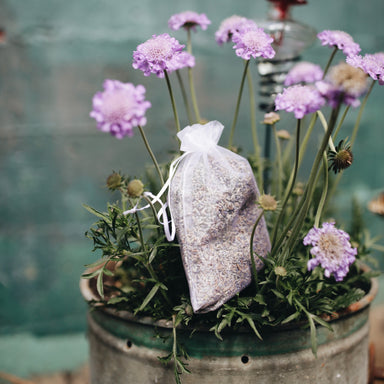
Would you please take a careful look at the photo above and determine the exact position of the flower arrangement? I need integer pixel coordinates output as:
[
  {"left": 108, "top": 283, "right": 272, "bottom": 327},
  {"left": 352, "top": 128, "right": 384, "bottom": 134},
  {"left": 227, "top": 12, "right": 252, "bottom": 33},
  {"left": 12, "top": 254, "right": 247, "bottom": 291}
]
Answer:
[{"left": 84, "top": 9, "right": 383, "bottom": 383}]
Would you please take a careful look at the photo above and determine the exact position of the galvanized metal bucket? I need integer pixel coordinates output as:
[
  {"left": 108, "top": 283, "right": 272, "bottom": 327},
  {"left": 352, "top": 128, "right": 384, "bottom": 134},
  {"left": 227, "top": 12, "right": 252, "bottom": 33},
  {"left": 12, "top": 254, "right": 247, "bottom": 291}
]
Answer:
[{"left": 80, "top": 277, "right": 377, "bottom": 384}]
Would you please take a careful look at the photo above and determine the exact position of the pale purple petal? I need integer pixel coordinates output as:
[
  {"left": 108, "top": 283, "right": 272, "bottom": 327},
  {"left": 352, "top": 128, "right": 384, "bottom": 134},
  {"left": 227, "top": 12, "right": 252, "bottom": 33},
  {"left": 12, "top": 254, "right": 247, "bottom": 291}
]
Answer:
[
  {"left": 89, "top": 80, "right": 151, "bottom": 139},
  {"left": 284, "top": 61, "right": 324, "bottom": 86},
  {"left": 347, "top": 52, "right": 384, "bottom": 85},
  {"left": 170, "top": 51, "right": 195, "bottom": 71},
  {"left": 304, "top": 222, "right": 357, "bottom": 282},
  {"left": 168, "top": 11, "right": 211, "bottom": 32},
  {"left": 274, "top": 85, "right": 325, "bottom": 119},
  {"left": 317, "top": 30, "right": 361, "bottom": 57},
  {"left": 232, "top": 25, "right": 275, "bottom": 60},
  {"left": 215, "top": 15, "right": 257, "bottom": 45},
  {"left": 132, "top": 34, "right": 186, "bottom": 78}
]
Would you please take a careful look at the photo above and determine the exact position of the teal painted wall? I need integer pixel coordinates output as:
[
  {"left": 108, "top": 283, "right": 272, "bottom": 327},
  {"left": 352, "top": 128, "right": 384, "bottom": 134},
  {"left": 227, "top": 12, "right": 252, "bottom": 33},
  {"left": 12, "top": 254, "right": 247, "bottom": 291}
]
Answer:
[{"left": 0, "top": 0, "right": 383, "bottom": 376}]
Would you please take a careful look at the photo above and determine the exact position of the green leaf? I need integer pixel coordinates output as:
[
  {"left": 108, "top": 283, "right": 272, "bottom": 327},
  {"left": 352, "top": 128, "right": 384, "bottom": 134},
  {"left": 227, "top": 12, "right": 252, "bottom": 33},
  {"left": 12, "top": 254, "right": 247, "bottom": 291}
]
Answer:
[
  {"left": 83, "top": 204, "right": 110, "bottom": 221},
  {"left": 308, "top": 314, "right": 318, "bottom": 357},
  {"left": 82, "top": 270, "right": 101, "bottom": 279},
  {"left": 244, "top": 316, "right": 262, "bottom": 340},
  {"left": 254, "top": 293, "right": 267, "bottom": 305},
  {"left": 107, "top": 296, "right": 129, "bottom": 305},
  {"left": 149, "top": 247, "right": 158, "bottom": 264},
  {"left": 84, "top": 259, "right": 108, "bottom": 269},
  {"left": 271, "top": 289, "right": 285, "bottom": 299},
  {"left": 96, "top": 270, "right": 104, "bottom": 299},
  {"left": 134, "top": 283, "right": 160, "bottom": 315},
  {"left": 281, "top": 311, "right": 300, "bottom": 324},
  {"left": 312, "top": 315, "right": 333, "bottom": 332}
]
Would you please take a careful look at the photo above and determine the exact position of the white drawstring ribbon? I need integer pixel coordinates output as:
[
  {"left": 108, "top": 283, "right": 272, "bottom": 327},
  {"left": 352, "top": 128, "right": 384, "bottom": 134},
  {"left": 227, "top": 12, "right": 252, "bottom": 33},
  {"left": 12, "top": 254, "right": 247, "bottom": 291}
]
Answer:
[
  {"left": 124, "top": 121, "right": 224, "bottom": 242},
  {"left": 123, "top": 153, "right": 188, "bottom": 242}
]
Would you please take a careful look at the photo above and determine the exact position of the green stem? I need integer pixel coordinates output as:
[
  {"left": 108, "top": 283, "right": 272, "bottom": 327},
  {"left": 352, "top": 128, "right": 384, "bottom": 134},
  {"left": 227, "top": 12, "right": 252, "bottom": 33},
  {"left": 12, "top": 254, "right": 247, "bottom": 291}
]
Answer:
[
  {"left": 271, "top": 119, "right": 301, "bottom": 248},
  {"left": 332, "top": 105, "right": 350, "bottom": 141},
  {"left": 138, "top": 125, "right": 164, "bottom": 186},
  {"left": 325, "top": 80, "right": 376, "bottom": 210},
  {"left": 249, "top": 210, "right": 265, "bottom": 286},
  {"left": 298, "top": 113, "right": 318, "bottom": 166},
  {"left": 134, "top": 210, "right": 172, "bottom": 307},
  {"left": 350, "top": 79, "right": 376, "bottom": 148},
  {"left": 187, "top": 29, "right": 201, "bottom": 123},
  {"left": 164, "top": 70, "right": 181, "bottom": 133},
  {"left": 228, "top": 60, "right": 250, "bottom": 148},
  {"left": 314, "top": 153, "right": 329, "bottom": 228},
  {"left": 322, "top": 46, "right": 338, "bottom": 78},
  {"left": 247, "top": 67, "right": 262, "bottom": 187},
  {"left": 176, "top": 69, "right": 193, "bottom": 124},
  {"left": 272, "top": 124, "right": 283, "bottom": 200},
  {"left": 279, "top": 104, "right": 341, "bottom": 262},
  {"left": 142, "top": 194, "right": 162, "bottom": 237},
  {"left": 316, "top": 111, "right": 336, "bottom": 152}
]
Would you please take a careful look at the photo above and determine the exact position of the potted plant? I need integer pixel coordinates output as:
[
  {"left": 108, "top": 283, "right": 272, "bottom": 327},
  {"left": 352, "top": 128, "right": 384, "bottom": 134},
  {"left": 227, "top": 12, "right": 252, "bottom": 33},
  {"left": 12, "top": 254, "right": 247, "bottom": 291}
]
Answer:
[{"left": 81, "top": 7, "right": 382, "bottom": 384}]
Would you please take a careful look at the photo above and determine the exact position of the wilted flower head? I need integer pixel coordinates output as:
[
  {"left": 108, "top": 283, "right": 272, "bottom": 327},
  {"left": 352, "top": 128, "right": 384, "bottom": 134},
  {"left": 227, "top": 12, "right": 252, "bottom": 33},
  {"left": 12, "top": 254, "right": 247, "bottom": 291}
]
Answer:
[
  {"left": 317, "top": 30, "right": 361, "bottom": 57},
  {"left": 90, "top": 80, "right": 151, "bottom": 139},
  {"left": 276, "top": 129, "right": 291, "bottom": 140},
  {"left": 316, "top": 62, "right": 368, "bottom": 108},
  {"left": 284, "top": 61, "right": 324, "bottom": 86},
  {"left": 215, "top": 15, "right": 257, "bottom": 45},
  {"left": 304, "top": 222, "right": 357, "bottom": 282},
  {"left": 168, "top": 11, "right": 211, "bottom": 32},
  {"left": 263, "top": 112, "right": 280, "bottom": 125},
  {"left": 258, "top": 194, "right": 278, "bottom": 211},
  {"left": 328, "top": 140, "right": 353, "bottom": 173},
  {"left": 133, "top": 34, "right": 194, "bottom": 78},
  {"left": 368, "top": 192, "right": 384, "bottom": 216},
  {"left": 232, "top": 25, "right": 275, "bottom": 60},
  {"left": 347, "top": 53, "right": 384, "bottom": 85},
  {"left": 274, "top": 85, "right": 325, "bottom": 119},
  {"left": 274, "top": 266, "right": 287, "bottom": 277}
]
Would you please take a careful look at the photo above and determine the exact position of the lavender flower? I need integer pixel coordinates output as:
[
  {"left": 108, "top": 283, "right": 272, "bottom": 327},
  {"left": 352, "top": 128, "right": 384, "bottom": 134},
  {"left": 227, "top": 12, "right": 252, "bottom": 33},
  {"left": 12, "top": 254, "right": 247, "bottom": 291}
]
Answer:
[
  {"left": 133, "top": 34, "right": 194, "bottom": 78},
  {"left": 274, "top": 85, "right": 325, "bottom": 119},
  {"left": 284, "top": 61, "right": 324, "bottom": 86},
  {"left": 316, "top": 62, "right": 368, "bottom": 108},
  {"left": 215, "top": 15, "right": 257, "bottom": 45},
  {"left": 168, "top": 11, "right": 211, "bottom": 32},
  {"left": 90, "top": 80, "right": 151, "bottom": 139},
  {"left": 232, "top": 25, "right": 275, "bottom": 60},
  {"left": 317, "top": 30, "right": 361, "bottom": 57},
  {"left": 303, "top": 222, "right": 357, "bottom": 282},
  {"left": 347, "top": 52, "right": 384, "bottom": 85}
]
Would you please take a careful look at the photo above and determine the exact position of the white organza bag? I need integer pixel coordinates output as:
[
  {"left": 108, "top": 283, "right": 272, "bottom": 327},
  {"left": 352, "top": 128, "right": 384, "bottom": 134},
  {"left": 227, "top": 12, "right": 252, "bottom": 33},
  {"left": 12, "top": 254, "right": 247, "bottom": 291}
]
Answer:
[{"left": 169, "top": 121, "right": 271, "bottom": 313}]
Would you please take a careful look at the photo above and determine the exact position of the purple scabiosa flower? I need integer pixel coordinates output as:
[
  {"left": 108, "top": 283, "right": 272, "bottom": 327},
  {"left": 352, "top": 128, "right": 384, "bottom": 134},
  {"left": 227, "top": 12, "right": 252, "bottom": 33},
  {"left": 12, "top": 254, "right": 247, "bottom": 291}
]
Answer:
[
  {"left": 172, "top": 51, "right": 196, "bottom": 70},
  {"left": 274, "top": 85, "right": 325, "bottom": 119},
  {"left": 90, "top": 80, "right": 151, "bottom": 139},
  {"left": 303, "top": 222, "right": 357, "bottom": 282},
  {"left": 168, "top": 11, "right": 211, "bottom": 32},
  {"left": 232, "top": 25, "right": 275, "bottom": 60},
  {"left": 317, "top": 30, "right": 361, "bottom": 57},
  {"left": 132, "top": 33, "right": 191, "bottom": 78},
  {"left": 316, "top": 62, "right": 368, "bottom": 108},
  {"left": 284, "top": 61, "right": 324, "bottom": 86},
  {"left": 215, "top": 15, "right": 257, "bottom": 45},
  {"left": 347, "top": 52, "right": 384, "bottom": 85}
]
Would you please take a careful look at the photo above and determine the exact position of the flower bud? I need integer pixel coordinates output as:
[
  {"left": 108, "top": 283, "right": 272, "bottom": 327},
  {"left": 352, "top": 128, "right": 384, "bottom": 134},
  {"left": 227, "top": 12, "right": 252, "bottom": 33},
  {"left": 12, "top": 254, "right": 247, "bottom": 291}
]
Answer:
[
  {"left": 262, "top": 112, "right": 280, "bottom": 125},
  {"left": 127, "top": 179, "right": 144, "bottom": 197},
  {"left": 276, "top": 129, "right": 291, "bottom": 140},
  {"left": 106, "top": 172, "right": 122, "bottom": 190}
]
